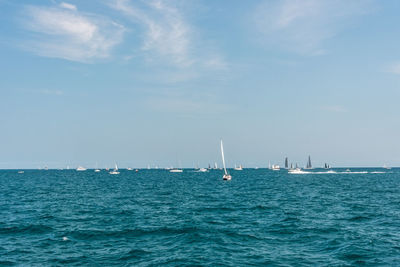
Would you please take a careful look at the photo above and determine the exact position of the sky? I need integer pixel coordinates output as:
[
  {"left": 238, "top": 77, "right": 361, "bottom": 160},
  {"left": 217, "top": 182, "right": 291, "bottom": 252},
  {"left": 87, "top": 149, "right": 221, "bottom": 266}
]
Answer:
[{"left": 1, "top": 0, "right": 400, "bottom": 169}]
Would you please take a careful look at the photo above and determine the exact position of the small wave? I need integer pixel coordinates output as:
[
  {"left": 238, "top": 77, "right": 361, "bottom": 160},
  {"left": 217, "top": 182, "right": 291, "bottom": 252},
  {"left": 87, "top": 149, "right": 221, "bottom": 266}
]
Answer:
[
  {"left": 348, "top": 215, "right": 371, "bottom": 222},
  {"left": 119, "top": 249, "right": 151, "bottom": 260},
  {"left": 0, "top": 260, "right": 16, "bottom": 266},
  {"left": 289, "top": 171, "right": 337, "bottom": 175},
  {"left": 314, "top": 171, "right": 337, "bottom": 174},
  {"left": 0, "top": 224, "right": 53, "bottom": 235},
  {"left": 70, "top": 226, "right": 199, "bottom": 240},
  {"left": 340, "top": 171, "right": 368, "bottom": 174}
]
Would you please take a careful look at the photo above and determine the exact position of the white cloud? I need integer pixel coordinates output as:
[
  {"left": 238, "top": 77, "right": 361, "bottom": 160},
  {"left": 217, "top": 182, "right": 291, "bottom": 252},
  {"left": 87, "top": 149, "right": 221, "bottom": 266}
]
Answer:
[
  {"left": 253, "top": 0, "right": 373, "bottom": 55},
  {"left": 21, "top": 4, "right": 125, "bottom": 62},
  {"left": 111, "top": 0, "right": 192, "bottom": 67},
  {"left": 60, "top": 2, "right": 77, "bottom": 11},
  {"left": 385, "top": 63, "right": 400, "bottom": 75}
]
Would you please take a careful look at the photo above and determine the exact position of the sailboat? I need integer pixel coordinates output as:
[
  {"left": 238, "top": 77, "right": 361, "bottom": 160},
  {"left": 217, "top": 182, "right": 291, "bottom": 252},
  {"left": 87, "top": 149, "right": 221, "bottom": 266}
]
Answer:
[
  {"left": 305, "top": 156, "right": 312, "bottom": 169},
  {"left": 383, "top": 164, "right": 391, "bottom": 170},
  {"left": 214, "top": 162, "right": 218, "bottom": 169},
  {"left": 109, "top": 163, "right": 120, "bottom": 175},
  {"left": 220, "top": 140, "right": 232, "bottom": 180},
  {"left": 234, "top": 164, "right": 243, "bottom": 171},
  {"left": 284, "top": 157, "right": 289, "bottom": 169},
  {"left": 94, "top": 162, "right": 100, "bottom": 172}
]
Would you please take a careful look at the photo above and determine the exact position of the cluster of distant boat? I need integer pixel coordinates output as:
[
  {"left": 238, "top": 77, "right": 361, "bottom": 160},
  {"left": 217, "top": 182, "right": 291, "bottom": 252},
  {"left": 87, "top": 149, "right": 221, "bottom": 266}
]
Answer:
[{"left": 19, "top": 140, "right": 393, "bottom": 180}]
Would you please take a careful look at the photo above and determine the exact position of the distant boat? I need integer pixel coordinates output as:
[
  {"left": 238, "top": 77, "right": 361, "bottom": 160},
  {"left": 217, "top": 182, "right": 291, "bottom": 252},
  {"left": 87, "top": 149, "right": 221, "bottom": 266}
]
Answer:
[
  {"left": 305, "top": 156, "right": 312, "bottom": 169},
  {"left": 220, "top": 140, "right": 232, "bottom": 180},
  {"left": 127, "top": 167, "right": 133, "bottom": 171},
  {"left": 76, "top": 166, "right": 86, "bottom": 171},
  {"left": 18, "top": 171, "right": 24, "bottom": 174},
  {"left": 288, "top": 168, "right": 303, "bottom": 174},
  {"left": 284, "top": 157, "right": 289, "bottom": 169},
  {"left": 94, "top": 162, "right": 100, "bottom": 172},
  {"left": 383, "top": 164, "right": 391, "bottom": 170},
  {"left": 170, "top": 168, "right": 183, "bottom": 173},
  {"left": 214, "top": 162, "right": 218, "bottom": 169},
  {"left": 271, "top": 164, "right": 280, "bottom": 171},
  {"left": 324, "top": 163, "right": 330, "bottom": 169},
  {"left": 198, "top": 168, "right": 208, "bottom": 172},
  {"left": 234, "top": 164, "right": 243, "bottom": 171},
  {"left": 109, "top": 163, "right": 120, "bottom": 175}
]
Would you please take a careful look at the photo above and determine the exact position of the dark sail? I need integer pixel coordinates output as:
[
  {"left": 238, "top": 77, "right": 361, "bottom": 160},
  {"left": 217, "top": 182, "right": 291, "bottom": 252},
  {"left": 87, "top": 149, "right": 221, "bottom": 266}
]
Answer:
[
  {"left": 306, "top": 156, "right": 312, "bottom": 169},
  {"left": 285, "top": 157, "right": 288, "bottom": 169}
]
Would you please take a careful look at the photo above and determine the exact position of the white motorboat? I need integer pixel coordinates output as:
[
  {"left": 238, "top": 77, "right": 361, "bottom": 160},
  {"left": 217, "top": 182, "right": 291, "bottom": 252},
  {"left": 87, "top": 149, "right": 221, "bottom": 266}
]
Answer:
[
  {"left": 271, "top": 164, "right": 280, "bottom": 171},
  {"left": 170, "top": 169, "right": 183, "bottom": 173}
]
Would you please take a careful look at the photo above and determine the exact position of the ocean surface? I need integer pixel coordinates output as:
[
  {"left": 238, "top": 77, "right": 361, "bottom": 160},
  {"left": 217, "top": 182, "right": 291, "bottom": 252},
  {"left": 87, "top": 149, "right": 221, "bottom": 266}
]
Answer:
[{"left": 1, "top": 168, "right": 400, "bottom": 266}]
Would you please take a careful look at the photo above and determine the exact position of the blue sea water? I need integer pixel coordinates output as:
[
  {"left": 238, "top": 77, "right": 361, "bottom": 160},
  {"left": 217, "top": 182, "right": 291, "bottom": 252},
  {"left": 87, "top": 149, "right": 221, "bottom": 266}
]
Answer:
[{"left": 1, "top": 168, "right": 400, "bottom": 266}]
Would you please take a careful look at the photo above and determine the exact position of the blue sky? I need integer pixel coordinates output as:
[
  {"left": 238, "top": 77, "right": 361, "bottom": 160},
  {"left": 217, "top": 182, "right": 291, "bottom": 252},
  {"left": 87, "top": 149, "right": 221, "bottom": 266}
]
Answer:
[{"left": 1, "top": 0, "right": 400, "bottom": 169}]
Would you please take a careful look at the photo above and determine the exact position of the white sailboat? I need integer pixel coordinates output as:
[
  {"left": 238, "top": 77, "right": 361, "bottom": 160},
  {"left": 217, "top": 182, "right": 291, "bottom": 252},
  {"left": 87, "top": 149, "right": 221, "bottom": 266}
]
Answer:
[
  {"left": 94, "top": 162, "right": 100, "bottom": 172},
  {"left": 220, "top": 140, "right": 232, "bottom": 180},
  {"left": 170, "top": 160, "right": 183, "bottom": 173},
  {"left": 383, "top": 164, "right": 391, "bottom": 170},
  {"left": 234, "top": 164, "right": 243, "bottom": 171},
  {"left": 109, "top": 163, "right": 120, "bottom": 175}
]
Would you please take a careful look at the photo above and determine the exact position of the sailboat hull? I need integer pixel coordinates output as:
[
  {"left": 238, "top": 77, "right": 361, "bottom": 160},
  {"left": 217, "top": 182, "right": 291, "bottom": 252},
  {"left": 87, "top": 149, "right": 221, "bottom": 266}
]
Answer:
[{"left": 223, "top": 174, "right": 232, "bottom": 180}]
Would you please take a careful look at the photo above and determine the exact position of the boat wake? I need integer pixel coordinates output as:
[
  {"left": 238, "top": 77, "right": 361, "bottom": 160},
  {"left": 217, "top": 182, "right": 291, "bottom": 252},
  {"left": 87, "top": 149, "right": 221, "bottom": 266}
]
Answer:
[{"left": 289, "top": 170, "right": 378, "bottom": 175}]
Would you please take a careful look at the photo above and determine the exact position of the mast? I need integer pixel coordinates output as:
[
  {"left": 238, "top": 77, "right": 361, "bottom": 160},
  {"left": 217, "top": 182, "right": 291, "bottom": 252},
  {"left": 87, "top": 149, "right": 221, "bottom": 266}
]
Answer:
[{"left": 220, "top": 140, "right": 228, "bottom": 175}]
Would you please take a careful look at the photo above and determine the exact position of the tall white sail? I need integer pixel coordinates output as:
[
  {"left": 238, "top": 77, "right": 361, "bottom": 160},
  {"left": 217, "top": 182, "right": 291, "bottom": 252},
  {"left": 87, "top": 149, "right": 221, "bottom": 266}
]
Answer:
[{"left": 220, "top": 140, "right": 228, "bottom": 175}]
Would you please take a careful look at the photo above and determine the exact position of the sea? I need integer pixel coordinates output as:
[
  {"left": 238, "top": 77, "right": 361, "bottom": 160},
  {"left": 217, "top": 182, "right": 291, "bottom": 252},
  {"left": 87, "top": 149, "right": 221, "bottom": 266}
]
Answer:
[{"left": 1, "top": 168, "right": 400, "bottom": 266}]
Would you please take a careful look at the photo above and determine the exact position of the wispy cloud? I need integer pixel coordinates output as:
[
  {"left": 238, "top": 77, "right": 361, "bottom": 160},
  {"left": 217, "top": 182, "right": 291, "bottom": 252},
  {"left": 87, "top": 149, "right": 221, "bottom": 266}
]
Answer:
[
  {"left": 39, "top": 89, "right": 64, "bottom": 96},
  {"left": 110, "top": 0, "right": 228, "bottom": 72},
  {"left": 111, "top": 0, "right": 192, "bottom": 67},
  {"left": 385, "top": 62, "right": 400, "bottom": 75},
  {"left": 321, "top": 105, "right": 347, "bottom": 113},
  {"left": 253, "top": 0, "right": 374, "bottom": 55},
  {"left": 21, "top": 3, "right": 125, "bottom": 62},
  {"left": 60, "top": 2, "right": 77, "bottom": 11}
]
